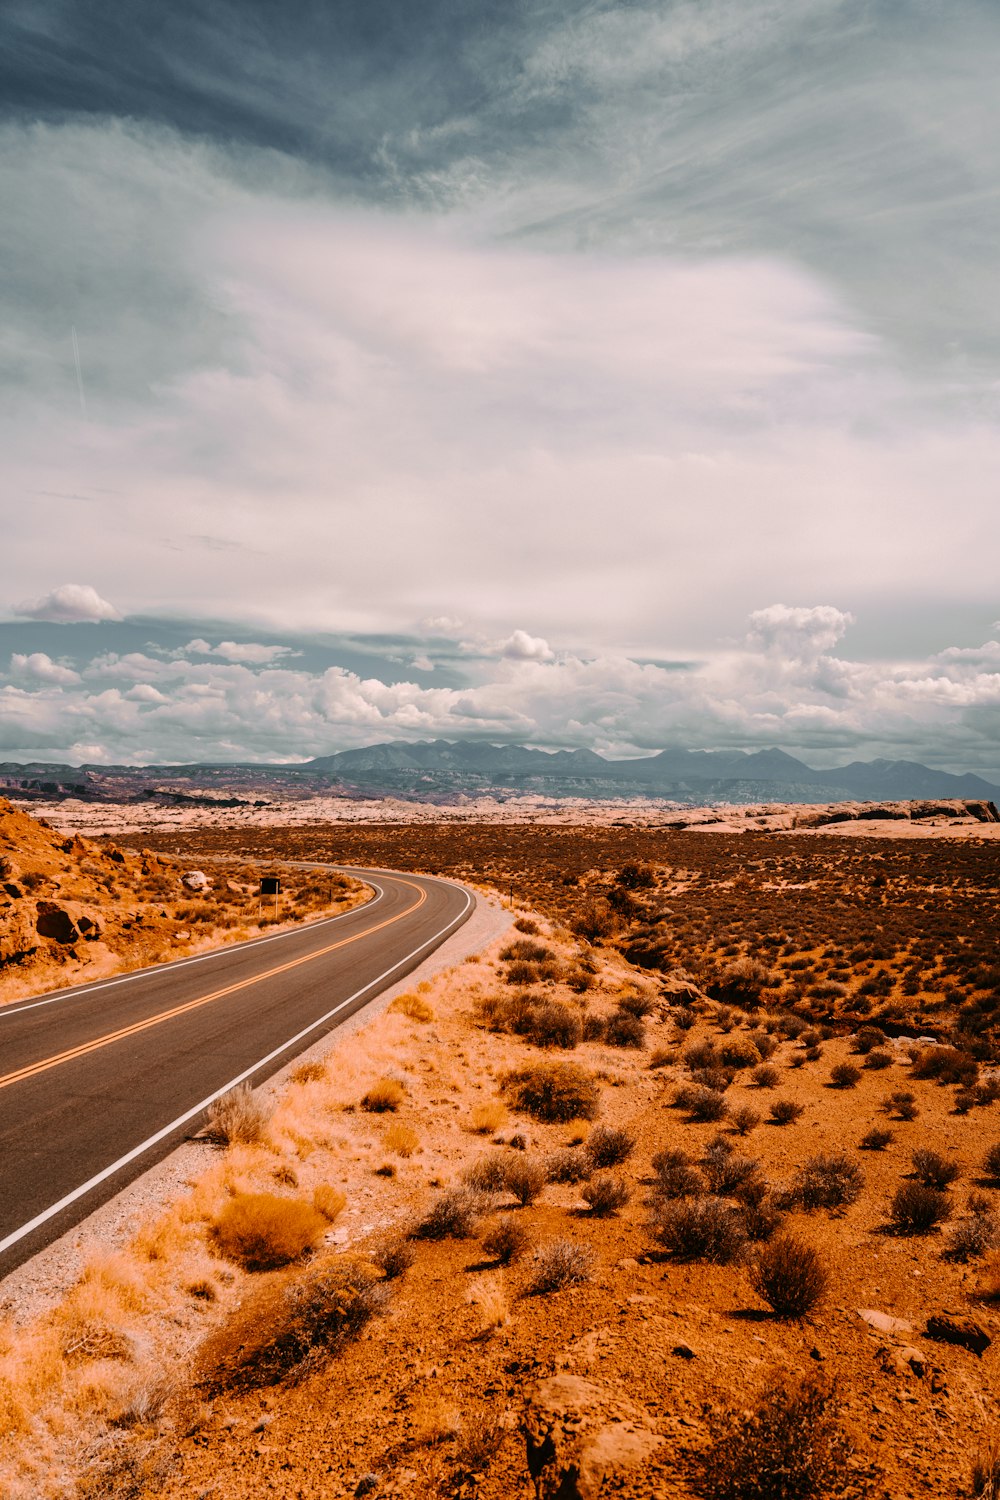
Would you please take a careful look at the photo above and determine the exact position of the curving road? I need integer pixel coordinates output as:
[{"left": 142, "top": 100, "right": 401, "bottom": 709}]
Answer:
[{"left": 0, "top": 869, "right": 472, "bottom": 1276}]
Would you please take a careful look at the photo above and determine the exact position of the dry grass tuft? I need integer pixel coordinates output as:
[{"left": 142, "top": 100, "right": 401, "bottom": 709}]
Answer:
[
  {"left": 383, "top": 1122, "right": 420, "bottom": 1157},
  {"left": 526, "top": 1239, "right": 595, "bottom": 1295},
  {"left": 390, "top": 992, "right": 435, "bottom": 1022},
  {"left": 503, "top": 1062, "right": 601, "bottom": 1122},
  {"left": 312, "top": 1184, "right": 347, "bottom": 1222},
  {"left": 212, "top": 1191, "right": 327, "bottom": 1270},
  {"left": 750, "top": 1234, "right": 828, "bottom": 1317},
  {"left": 361, "top": 1076, "right": 406, "bottom": 1112},
  {"left": 469, "top": 1101, "right": 508, "bottom": 1135},
  {"left": 204, "top": 1083, "right": 272, "bottom": 1146},
  {"left": 466, "top": 1273, "right": 511, "bottom": 1336},
  {"left": 289, "top": 1060, "right": 327, "bottom": 1085}
]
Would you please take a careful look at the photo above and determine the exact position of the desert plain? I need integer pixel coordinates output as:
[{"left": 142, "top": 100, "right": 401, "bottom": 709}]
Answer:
[{"left": 0, "top": 794, "right": 998, "bottom": 1499}]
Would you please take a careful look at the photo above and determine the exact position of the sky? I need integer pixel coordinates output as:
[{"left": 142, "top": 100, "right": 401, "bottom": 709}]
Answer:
[{"left": 1, "top": 0, "right": 999, "bottom": 772}]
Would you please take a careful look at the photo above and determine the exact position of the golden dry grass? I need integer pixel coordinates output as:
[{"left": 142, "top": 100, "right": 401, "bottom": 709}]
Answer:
[
  {"left": 383, "top": 1122, "right": 419, "bottom": 1157},
  {"left": 361, "top": 1076, "right": 406, "bottom": 1112},
  {"left": 389, "top": 992, "right": 435, "bottom": 1022},
  {"left": 312, "top": 1184, "right": 347, "bottom": 1222},
  {"left": 469, "top": 1101, "right": 507, "bottom": 1134},
  {"left": 211, "top": 1191, "right": 327, "bottom": 1271}
]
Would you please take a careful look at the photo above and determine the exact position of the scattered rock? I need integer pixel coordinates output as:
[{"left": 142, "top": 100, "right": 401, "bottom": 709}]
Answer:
[
  {"left": 925, "top": 1315, "right": 991, "bottom": 1357},
  {"left": 182, "top": 870, "right": 211, "bottom": 892},
  {"left": 671, "top": 1343, "right": 696, "bottom": 1360},
  {"left": 523, "top": 1374, "right": 663, "bottom": 1500},
  {"left": 857, "top": 1308, "right": 914, "bottom": 1336}
]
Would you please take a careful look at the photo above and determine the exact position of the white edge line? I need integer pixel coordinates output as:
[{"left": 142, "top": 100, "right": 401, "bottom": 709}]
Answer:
[
  {"left": 0, "top": 882, "right": 473, "bottom": 1257},
  {"left": 0, "top": 879, "right": 386, "bottom": 1019}
]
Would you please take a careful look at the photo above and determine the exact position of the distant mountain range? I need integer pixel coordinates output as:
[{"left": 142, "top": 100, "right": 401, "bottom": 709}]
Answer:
[{"left": 2, "top": 740, "right": 999, "bottom": 806}]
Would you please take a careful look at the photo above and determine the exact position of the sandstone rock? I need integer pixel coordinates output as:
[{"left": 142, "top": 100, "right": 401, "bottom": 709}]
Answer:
[
  {"left": 523, "top": 1374, "right": 662, "bottom": 1500},
  {"left": 0, "top": 909, "right": 38, "bottom": 965},
  {"left": 181, "top": 870, "right": 210, "bottom": 892},
  {"left": 925, "top": 1314, "right": 991, "bottom": 1357},
  {"left": 857, "top": 1308, "right": 914, "bottom": 1335},
  {"left": 35, "top": 901, "right": 80, "bottom": 944}
]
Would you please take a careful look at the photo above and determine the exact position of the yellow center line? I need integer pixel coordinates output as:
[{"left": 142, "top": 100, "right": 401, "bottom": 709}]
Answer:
[{"left": 0, "top": 880, "right": 427, "bottom": 1093}]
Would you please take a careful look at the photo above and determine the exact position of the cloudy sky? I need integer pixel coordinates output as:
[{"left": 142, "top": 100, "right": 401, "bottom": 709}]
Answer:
[{"left": 2, "top": 0, "right": 999, "bottom": 772}]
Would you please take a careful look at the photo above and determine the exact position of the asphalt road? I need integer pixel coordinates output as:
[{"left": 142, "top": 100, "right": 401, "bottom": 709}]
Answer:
[{"left": 0, "top": 868, "right": 473, "bottom": 1275}]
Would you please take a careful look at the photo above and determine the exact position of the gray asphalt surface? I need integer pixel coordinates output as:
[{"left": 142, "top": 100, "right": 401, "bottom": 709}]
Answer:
[{"left": 0, "top": 869, "right": 472, "bottom": 1275}]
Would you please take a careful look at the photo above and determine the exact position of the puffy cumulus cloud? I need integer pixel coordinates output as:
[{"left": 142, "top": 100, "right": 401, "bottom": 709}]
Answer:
[
  {"left": 747, "top": 605, "right": 854, "bottom": 658},
  {"left": 0, "top": 607, "right": 998, "bottom": 777},
  {"left": 10, "top": 652, "right": 81, "bottom": 686},
  {"left": 499, "top": 630, "right": 554, "bottom": 662},
  {"left": 182, "top": 639, "right": 297, "bottom": 664},
  {"left": 13, "top": 584, "right": 122, "bottom": 624}
]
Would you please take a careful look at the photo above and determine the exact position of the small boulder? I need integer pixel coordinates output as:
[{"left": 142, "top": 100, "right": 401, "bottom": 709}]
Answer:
[
  {"left": 35, "top": 901, "right": 80, "bottom": 944},
  {"left": 181, "top": 870, "right": 210, "bottom": 892},
  {"left": 523, "top": 1374, "right": 662, "bottom": 1500},
  {"left": 857, "top": 1308, "right": 914, "bottom": 1336},
  {"left": 925, "top": 1315, "right": 991, "bottom": 1357}
]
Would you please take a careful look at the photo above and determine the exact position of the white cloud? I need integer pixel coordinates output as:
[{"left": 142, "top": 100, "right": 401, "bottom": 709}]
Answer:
[
  {"left": 184, "top": 639, "right": 296, "bottom": 663},
  {"left": 13, "top": 584, "right": 122, "bottom": 624},
  {"left": 1, "top": 606, "right": 998, "bottom": 777},
  {"left": 10, "top": 651, "right": 81, "bottom": 685},
  {"left": 499, "top": 630, "right": 554, "bottom": 662}
]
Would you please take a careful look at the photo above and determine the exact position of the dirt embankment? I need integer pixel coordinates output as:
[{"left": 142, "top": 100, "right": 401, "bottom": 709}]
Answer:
[{"left": 0, "top": 797, "right": 370, "bottom": 1004}]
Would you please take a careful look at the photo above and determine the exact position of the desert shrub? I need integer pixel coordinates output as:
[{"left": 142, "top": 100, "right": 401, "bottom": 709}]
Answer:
[
  {"left": 464, "top": 1153, "right": 510, "bottom": 1193},
  {"left": 983, "top": 1142, "right": 1000, "bottom": 1182},
  {"left": 514, "top": 917, "right": 539, "bottom": 934},
  {"left": 582, "top": 1172, "right": 631, "bottom": 1216},
  {"left": 505, "top": 1157, "right": 547, "bottom": 1206},
  {"left": 751, "top": 1064, "right": 780, "bottom": 1089},
  {"left": 687, "top": 1086, "right": 729, "bottom": 1123},
  {"left": 605, "top": 1009, "right": 646, "bottom": 1048},
  {"left": 702, "top": 1145, "right": 761, "bottom": 1197},
  {"left": 652, "top": 1195, "right": 748, "bottom": 1263},
  {"left": 803, "top": 1046, "right": 823, "bottom": 1063},
  {"left": 853, "top": 1026, "right": 887, "bottom": 1055},
  {"left": 507, "top": 960, "right": 543, "bottom": 985},
  {"left": 730, "top": 1105, "right": 761, "bottom": 1136},
  {"left": 527, "top": 1239, "right": 595, "bottom": 1295},
  {"left": 750, "top": 1235, "right": 828, "bottom": 1317},
  {"left": 747, "top": 1030, "right": 778, "bottom": 1061},
  {"left": 361, "top": 1077, "right": 405, "bottom": 1113},
  {"left": 690, "top": 1066, "right": 734, "bottom": 1092},
  {"left": 545, "top": 1148, "right": 593, "bottom": 1184},
  {"left": 673, "top": 1009, "right": 698, "bottom": 1032},
  {"left": 739, "top": 1185, "right": 784, "bottom": 1243},
  {"left": 694, "top": 1371, "right": 853, "bottom": 1500},
  {"left": 792, "top": 1152, "right": 864, "bottom": 1212},
  {"left": 944, "top": 1206, "right": 1000, "bottom": 1263},
  {"left": 954, "top": 1088, "right": 978, "bottom": 1115},
  {"left": 720, "top": 1036, "right": 762, "bottom": 1070},
  {"left": 649, "top": 1047, "right": 676, "bottom": 1069},
  {"left": 885, "top": 1089, "right": 919, "bottom": 1121},
  {"left": 860, "top": 1127, "right": 894, "bottom": 1151},
  {"left": 566, "top": 965, "right": 595, "bottom": 994},
  {"left": 911, "top": 1148, "right": 961, "bottom": 1190},
  {"left": 312, "top": 1185, "right": 346, "bottom": 1223},
  {"left": 618, "top": 990, "right": 656, "bottom": 1018},
  {"left": 527, "top": 1001, "right": 582, "bottom": 1050},
  {"left": 204, "top": 1083, "right": 272, "bottom": 1146},
  {"left": 651, "top": 1148, "right": 703, "bottom": 1199},
  {"left": 501, "top": 939, "right": 553, "bottom": 964},
  {"left": 390, "top": 993, "right": 434, "bottom": 1022},
  {"left": 572, "top": 898, "right": 619, "bottom": 942},
  {"left": 710, "top": 958, "right": 775, "bottom": 1009},
  {"left": 197, "top": 1256, "right": 388, "bottom": 1391},
  {"left": 482, "top": 1217, "right": 533, "bottom": 1264},
  {"left": 212, "top": 1193, "right": 327, "bottom": 1271},
  {"left": 414, "top": 1188, "right": 484, "bottom": 1240},
  {"left": 769, "top": 1099, "right": 804, "bottom": 1126},
  {"left": 685, "top": 1039, "right": 719, "bottom": 1070},
  {"left": 912, "top": 1045, "right": 978, "bottom": 1087},
  {"left": 585, "top": 1124, "right": 635, "bottom": 1168},
  {"left": 888, "top": 1181, "right": 952, "bottom": 1234},
  {"left": 504, "top": 1062, "right": 600, "bottom": 1122},
  {"left": 370, "top": 1235, "right": 415, "bottom": 1279},
  {"left": 829, "top": 1063, "right": 861, "bottom": 1089},
  {"left": 863, "top": 1048, "right": 893, "bottom": 1070},
  {"left": 581, "top": 1014, "right": 607, "bottom": 1042}
]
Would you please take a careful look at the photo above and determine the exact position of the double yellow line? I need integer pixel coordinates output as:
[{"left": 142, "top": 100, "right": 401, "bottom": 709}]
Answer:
[{"left": 0, "top": 880, "right": 425, "bottom": 1094}]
